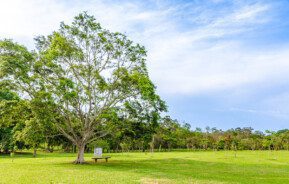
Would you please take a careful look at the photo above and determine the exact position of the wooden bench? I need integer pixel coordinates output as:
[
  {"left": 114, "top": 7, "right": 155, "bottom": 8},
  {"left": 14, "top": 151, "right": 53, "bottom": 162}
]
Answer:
[{"left": 91, "top": 156, "right": 111, "bottom": 163}]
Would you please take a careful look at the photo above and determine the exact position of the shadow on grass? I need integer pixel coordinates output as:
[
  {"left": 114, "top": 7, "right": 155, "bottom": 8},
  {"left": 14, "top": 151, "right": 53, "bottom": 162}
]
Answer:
[
  {"left": 0, "top": 151, "right": 78, "bottom": 159},
  {"left": 0, "top": 152, "right": 32, "bottom": 158}
]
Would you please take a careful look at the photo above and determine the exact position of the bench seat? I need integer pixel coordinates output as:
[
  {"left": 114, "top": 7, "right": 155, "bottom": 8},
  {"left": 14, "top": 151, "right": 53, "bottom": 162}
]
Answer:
[{"left": 91, "top": 156, "right": 111, "bottom": 163}]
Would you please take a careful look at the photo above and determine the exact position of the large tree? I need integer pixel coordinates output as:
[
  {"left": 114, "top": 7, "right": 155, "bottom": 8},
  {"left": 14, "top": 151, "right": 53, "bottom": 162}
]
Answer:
[{"left": 0, "top": 12, "right": 166, "bottom": 163}]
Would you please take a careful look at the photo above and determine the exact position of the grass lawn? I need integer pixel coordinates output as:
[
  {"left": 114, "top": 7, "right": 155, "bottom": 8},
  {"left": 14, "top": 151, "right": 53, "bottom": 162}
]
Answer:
[{"left": 1, "top": 150, "right": 289, "bottom": 183}]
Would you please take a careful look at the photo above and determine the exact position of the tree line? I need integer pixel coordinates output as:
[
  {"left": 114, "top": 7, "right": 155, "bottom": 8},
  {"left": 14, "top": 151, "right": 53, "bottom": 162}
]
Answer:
[
  {"left": 1, "top": 112, "right": 289, "bottom": 154},
  {"left": 151, "top": 116, "right": 289, "bottom": 151}
]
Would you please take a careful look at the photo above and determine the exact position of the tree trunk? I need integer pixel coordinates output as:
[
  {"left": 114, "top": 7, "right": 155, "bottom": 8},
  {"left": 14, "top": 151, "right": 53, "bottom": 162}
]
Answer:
[
  {"left": 33, "top": 148, "right": 37, "bottom": 157},
  {"left": 150, "top": 136, "right": 155, "bottom": 153},
  {"left": 74, "top": 144, "right": 85, "bottom": 164}
]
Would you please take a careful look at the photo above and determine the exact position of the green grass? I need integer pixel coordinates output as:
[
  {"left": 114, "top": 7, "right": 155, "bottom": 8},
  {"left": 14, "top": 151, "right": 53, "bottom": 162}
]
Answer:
[{"left": 1, "top": 150, "right": 289, "bottom": 183}]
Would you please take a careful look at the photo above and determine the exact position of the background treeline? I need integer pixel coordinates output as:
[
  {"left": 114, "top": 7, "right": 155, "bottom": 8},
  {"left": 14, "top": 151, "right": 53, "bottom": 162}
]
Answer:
[{"left": 1, "top": 114, "right": 289, "bottom": 154}]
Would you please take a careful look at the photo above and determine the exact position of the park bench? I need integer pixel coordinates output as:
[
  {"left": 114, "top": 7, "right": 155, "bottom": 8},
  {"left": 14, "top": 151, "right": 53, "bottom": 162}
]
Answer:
[{"left": 91, "top": 156, "right": 111, "bottom": 163}]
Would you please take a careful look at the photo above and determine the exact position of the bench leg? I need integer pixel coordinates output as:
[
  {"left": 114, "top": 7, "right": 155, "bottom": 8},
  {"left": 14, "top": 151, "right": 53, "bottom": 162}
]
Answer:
[
  {"left": 95, "top": 159, "right": 97, "bottom": 163},
  {"left": 106, "top": 158, "right": 108, "bottom": 162}
]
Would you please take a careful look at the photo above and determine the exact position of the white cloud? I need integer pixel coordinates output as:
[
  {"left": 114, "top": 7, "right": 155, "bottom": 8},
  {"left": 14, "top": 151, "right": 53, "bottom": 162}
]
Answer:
[
  {"left": 0, "top": 0, "right": 287, "bottom": 97},
  {"left": 229, "top": 107, "right": 289, "bottom": 120}
]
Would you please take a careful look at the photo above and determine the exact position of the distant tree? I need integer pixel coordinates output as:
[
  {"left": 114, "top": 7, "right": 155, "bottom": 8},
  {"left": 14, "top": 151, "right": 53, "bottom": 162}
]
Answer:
[
  {"left": 14, "top": 118, "right": 45, "bottom": 157},
  {"left": 0, "top": 90, "right": 20, "bottom": 153}
]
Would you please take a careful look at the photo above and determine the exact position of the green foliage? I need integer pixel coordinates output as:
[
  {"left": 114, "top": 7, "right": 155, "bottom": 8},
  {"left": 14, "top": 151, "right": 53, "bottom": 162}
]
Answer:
[
  {"left": 147, "top": 117, "right": 289, "bottom": 152},
  {"left": 14, "top": 118, "right": 44, "bottom": 149},
  {"left": 0, "top": 127, "right": 13, "bottom": 152},
  {"left": 88, "top": 139, "right": 110, "bottom": 150}
]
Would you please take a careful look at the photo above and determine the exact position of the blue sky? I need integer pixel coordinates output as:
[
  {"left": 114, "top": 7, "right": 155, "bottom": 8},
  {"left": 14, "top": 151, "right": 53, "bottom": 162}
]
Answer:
[{"left": 1, "top": 0, "right": 289, "bottom": 131}]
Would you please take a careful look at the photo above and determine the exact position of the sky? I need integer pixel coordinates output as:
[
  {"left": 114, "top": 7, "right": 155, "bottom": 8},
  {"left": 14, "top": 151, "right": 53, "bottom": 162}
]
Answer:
[{"left": 1, "top": 0, "right": 289, "bottom": 131}]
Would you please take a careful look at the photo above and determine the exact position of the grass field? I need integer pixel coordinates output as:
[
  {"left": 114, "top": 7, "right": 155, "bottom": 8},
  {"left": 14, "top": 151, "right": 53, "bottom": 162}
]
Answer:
[{"left": 1, "top": 150, "right": 289, "bottom": 184}]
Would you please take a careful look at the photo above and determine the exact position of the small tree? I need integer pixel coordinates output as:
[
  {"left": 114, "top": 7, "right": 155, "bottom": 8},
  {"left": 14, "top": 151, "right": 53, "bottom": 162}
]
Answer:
[{"left": 14, "top": 118, "right": 45, "bottom": 157}]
